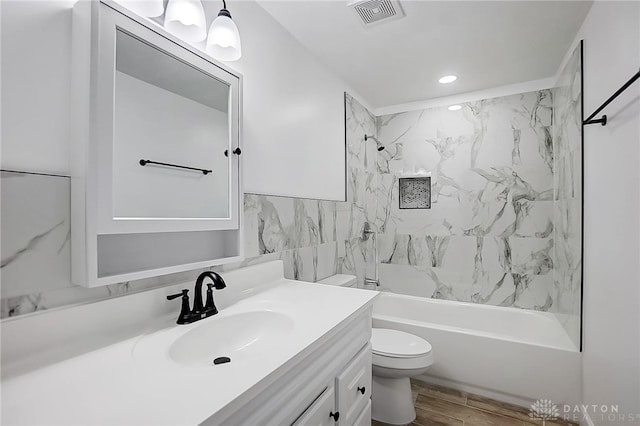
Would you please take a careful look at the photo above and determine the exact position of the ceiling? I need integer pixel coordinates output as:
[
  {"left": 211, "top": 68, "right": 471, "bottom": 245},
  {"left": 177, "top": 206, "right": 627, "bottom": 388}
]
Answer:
[{"left": 257, "top": 0, "right": 593, "bottom": 109}]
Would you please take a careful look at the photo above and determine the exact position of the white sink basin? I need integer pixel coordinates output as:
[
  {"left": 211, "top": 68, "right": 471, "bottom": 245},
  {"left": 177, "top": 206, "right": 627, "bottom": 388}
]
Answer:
[
  {"left": 133, "top": 310, "right": 295, "bottom": 369},
  {"left": 169, "top": 311, "right": 295, "bottom": 366}
]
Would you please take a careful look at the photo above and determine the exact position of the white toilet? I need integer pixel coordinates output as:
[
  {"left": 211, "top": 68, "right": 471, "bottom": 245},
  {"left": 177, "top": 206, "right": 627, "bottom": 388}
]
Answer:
[
  {"left": 317, "top": 274, "right": 359, "bottom": 288},
  {"left": 317, "top": 274, "right": 434, "bottom": 425},
  {"left": 370, "top": 328, "right": 433, "bottom": 424}
]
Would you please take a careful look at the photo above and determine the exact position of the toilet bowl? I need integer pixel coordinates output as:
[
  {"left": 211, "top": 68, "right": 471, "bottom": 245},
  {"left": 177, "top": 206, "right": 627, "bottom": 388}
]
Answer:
[
  {"left": 371, "top": 328, "right": 434, "bottom": 425},
  {"left": 316, "top": 275, "right": 434, "bottom": 424}
]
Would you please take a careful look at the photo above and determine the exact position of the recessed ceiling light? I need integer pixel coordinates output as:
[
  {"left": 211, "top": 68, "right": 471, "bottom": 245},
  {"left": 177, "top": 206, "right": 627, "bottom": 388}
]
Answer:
[
  {"left": 439, "top": 75, "right": 457, "bottom": 84},
  {"left": 448, "top": 105, "right": 462, "bottom": 111}
]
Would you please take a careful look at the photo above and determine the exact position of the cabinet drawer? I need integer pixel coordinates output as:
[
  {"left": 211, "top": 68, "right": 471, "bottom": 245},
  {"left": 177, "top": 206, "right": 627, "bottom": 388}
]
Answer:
[
  {"left": 293, "top": 386, "right": 337, "bottom": 426},
  {"left": 336, "top": 343, "right": 372, "bottom": 426},
  {"left": 353, "top": 400, "right": 371, "bottom": 426}
]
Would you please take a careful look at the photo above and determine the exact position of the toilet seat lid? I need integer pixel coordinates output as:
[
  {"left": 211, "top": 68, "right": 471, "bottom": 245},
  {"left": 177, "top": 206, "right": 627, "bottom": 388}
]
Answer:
[{"left": 371, "top": 328, "right": 432, "bottom": 358}]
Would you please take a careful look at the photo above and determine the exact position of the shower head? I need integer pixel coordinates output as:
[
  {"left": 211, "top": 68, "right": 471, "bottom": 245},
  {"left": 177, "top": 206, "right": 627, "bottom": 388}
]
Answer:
[{"left": 364, "top": 134, "right": 385, "bottom": 151}]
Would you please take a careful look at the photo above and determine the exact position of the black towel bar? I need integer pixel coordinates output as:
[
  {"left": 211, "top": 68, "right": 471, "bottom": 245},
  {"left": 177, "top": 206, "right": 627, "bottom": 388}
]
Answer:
[
  {"left": 583, "top": 69, "right": 640, "bottom": 126},
  {"left": 139, "top": 159, "right": 212, "bottom": 175}
]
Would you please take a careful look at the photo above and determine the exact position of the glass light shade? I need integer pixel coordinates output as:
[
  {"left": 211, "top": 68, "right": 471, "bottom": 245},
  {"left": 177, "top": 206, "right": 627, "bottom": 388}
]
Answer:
[
  {"left": 164, "top": 0, "right": 207, "bottom": 43},
  {"left": 120, "top": 0, "right": 165, "bottom": 18},
  {"left": 206, "top": 15, "right": 242, "bottom": 61}
]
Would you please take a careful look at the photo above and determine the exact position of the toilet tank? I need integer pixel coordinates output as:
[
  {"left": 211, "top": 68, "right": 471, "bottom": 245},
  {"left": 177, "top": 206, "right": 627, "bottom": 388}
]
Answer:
[{"left": 317, "top": 274, "right": 357, "bottom": 288}]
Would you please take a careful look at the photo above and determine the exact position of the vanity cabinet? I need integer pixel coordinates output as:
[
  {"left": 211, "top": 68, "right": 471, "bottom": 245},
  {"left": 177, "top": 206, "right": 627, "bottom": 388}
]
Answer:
[
  {"left": 294, "top": 385, "right": 337, "bottom": 426},
  {"left": 293, "top": 343, "right": 372, "bottom": 426},
  {"left": 207, "top": 306, "right": 373, "bottom": 426},
  {"left": 336, "top": 344, "right": 372, "bottom": 425},
  {"left": 71, "top": 0, "right": 243, "bottom": 287}
]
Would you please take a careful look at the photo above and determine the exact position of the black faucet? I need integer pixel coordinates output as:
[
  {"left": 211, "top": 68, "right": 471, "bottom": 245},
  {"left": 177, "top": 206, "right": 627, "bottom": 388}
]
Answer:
[
  {"left": 166, "top": 289, "right": 193, "bottom": 324},
  {"left": 193, "top": 271, "right": 226, "bottom": 316},
  {"left": 166, "top": 271, "right": 227, "bottom": 324}
]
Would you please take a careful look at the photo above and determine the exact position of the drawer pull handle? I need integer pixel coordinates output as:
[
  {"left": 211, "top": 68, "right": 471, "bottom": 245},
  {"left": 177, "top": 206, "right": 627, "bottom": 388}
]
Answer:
[
  {"left": 329, "top": 411, "right": 339, "bottom": 422},
  {"left": 357, "top": 386, "right": 366, "bottom": 395}
]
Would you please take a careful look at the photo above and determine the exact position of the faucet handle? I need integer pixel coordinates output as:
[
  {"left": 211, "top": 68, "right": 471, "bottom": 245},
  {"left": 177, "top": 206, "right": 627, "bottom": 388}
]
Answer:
[
  {"left": 167, "top": 289, "right": 188, "bottom": 300},
  {"left": 166, "top": 289, "right": 193, "bottom": 324},
  {"left": 205, "top": 283, "right": 219, "bottom": 315}
]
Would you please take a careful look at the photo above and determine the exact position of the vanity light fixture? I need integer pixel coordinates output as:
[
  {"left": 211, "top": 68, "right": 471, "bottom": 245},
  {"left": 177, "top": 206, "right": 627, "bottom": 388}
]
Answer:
[
  {"left": 206, "top": 0, "right": 242, "bottom": 61},
  {"left": 120, "top": 0, "right": 165, "bottom": 18},
  {"left": 448, "top": 105, "right": 462, "bottom": 111},
  {"left": 164, "top": 0, "right": 207, "bottom": 43},
  {"left": 438, "top": 75, "right": 457, "bottom": 84}
]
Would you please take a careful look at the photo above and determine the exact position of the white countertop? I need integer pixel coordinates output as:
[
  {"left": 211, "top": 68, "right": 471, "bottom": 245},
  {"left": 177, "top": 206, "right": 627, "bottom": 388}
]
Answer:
[{"left": 1, "top": 262, "right": 377, "bottom": 425}]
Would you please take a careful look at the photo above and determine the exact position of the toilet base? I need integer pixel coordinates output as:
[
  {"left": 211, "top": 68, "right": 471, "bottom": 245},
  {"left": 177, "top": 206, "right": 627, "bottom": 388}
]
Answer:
[{"left": 371, "top": 375, "right": 416, "bottom": 425}]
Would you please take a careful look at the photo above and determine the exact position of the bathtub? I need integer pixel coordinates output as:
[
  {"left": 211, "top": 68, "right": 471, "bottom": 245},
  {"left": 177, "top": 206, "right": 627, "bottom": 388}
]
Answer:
[{"left": 372, "top": 292, "right": 581, "bottom": 407}]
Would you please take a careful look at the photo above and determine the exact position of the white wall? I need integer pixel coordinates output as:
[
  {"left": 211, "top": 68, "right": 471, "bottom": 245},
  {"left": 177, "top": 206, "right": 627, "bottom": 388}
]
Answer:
[
  {"left": 1, "top": 0, "right": 76, "bottom": 174},
  {"left": 1, "top": 0, "right": 366, "bottom": 201},
  {"left": 218, "top": 1, "right": 352, "bottom": 201},
  {"left": 566, "top": 1, "right": 640, "bottom": 422}
]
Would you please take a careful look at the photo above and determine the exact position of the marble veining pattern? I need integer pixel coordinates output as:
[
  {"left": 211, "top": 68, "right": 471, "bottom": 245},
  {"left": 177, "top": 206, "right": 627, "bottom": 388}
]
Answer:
[
  {"left": 1, "top": 187, "right": 340, "bottom": 318},
  {"left": 374, "top": 91, "right": 557, "bottom": 310},
  {"left": 1, "top": 172, "right": 71, "bottom": 299},
  {"left": 338, "top": 93, "right": 379, "bottom": 285},
  {"left": 2, "top": 93, "right": 372, "bottom": 317},
  {"left": 552, "top": 43, "right": 583, "bottom": 347},
  {"left": 1, "top": 88, "right": 581, "bottom": 324}
]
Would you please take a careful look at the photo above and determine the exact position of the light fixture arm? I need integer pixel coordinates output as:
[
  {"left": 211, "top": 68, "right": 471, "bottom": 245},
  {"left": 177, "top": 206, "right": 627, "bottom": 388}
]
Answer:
[{"left": 219, "top": 0, "right": 231, "bottom": 18}]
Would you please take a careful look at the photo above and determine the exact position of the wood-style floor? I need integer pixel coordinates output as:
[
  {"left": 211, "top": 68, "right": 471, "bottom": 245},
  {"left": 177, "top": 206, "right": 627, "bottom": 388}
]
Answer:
[{"left": 371, "top": 380, "right": 579, "bottom": 426}]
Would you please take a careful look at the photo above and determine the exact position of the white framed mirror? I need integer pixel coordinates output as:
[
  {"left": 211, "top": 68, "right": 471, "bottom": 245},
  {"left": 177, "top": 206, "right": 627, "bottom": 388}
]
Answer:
[
  {"left": 113, "top": 28, "right": 231, "bottom": 220},
  {"left": 71, "top": 0, "right": 243, "bottom": 286}
]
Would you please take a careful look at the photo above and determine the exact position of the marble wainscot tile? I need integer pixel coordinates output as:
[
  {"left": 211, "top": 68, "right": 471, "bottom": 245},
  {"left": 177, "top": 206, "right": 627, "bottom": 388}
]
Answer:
[
  {"left": 1, "top": 265, "right": 212, "bottom": 318},
  {"left": 1, "top": 187, "right": 337, "bottom": 318},
  {"left": 318, "top": 200, "right": 336, "bottom": 244},
  {"left": 1, "top": 171, "right": 71, "bottom": 299},
  {"left": 243, "top": 194, "right": 261, "bottom": 258},
  {"left": 337, "top": 237, "right": 368, "bottom": 286},
  {"left": 288, "top": 246, "right": 315, "bottom": 282},
  {"left": 252, "top": 194, "right": 335, "bottom": 254},
  {"left": 315, "top": 242, "right": 338, "bottom": 282}
]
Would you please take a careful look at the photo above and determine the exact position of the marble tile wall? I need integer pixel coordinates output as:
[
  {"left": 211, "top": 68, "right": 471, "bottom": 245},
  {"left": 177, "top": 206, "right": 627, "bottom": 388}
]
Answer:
[
  {"left": 552, "top": 43, "right": 583, "bottom": 347},
  {"left": 0, "top": 93, "right": 373, "bottom": 318},
  {"left": 337, "top": 93, "right": 378, "bottom": 286},
  {"left": 231, "top": 194, "right": 338, "bottom": 283},
  {"left": 0, "top": 173, "right": 340, "bottom": 318},
  {"left": 374, "top": 91, "right": 558, "bottom": 310},
  {"left": 1, "top": 88, "right": 581, "bottom": 323}
]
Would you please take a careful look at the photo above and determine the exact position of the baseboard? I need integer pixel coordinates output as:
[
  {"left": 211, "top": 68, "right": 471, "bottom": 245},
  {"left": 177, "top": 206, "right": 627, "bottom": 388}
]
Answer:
[{"left": 414, "top": 374, "right": 535, "bottom": 409}]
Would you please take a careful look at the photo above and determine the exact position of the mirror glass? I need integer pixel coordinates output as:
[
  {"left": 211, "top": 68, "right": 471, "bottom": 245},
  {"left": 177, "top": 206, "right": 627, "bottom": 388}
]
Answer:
[{"left": 113, "top": 29, "right": 230, "bottom": 219}]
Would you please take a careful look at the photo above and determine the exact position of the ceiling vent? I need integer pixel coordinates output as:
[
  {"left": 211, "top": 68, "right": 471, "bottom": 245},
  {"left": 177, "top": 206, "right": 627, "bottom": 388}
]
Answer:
[{"left": 348, "top": 0, "right": 404, "bottom": 27}]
